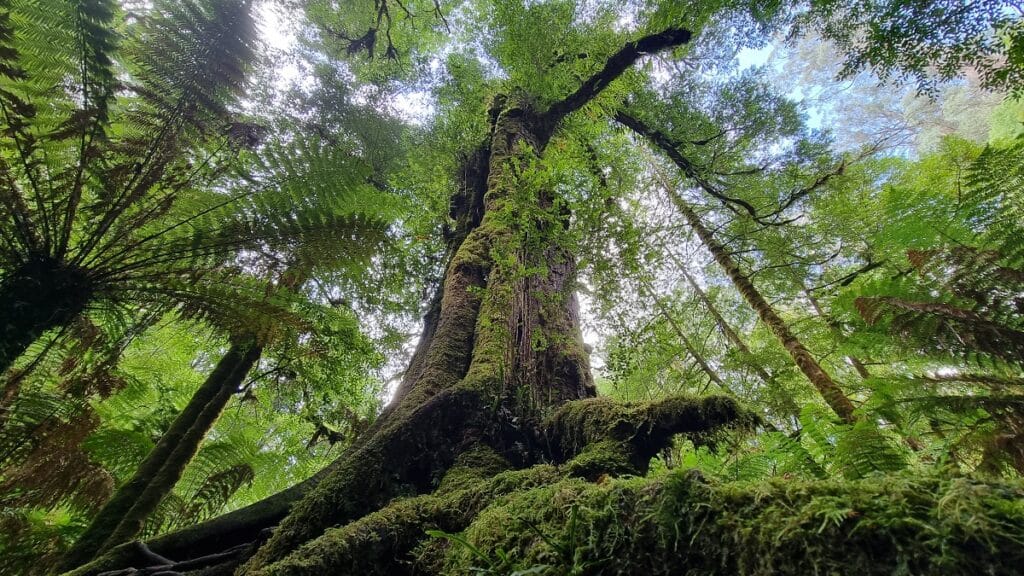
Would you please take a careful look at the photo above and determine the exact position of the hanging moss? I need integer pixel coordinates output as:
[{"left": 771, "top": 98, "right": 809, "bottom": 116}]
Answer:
[{"left": 439, "top": 469, "right": 1024, "bottom": 575}]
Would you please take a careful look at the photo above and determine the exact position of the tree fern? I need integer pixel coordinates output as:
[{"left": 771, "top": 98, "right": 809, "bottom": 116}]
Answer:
[{"left": 0, "top": 0, "right": 264, "bottom": 373}]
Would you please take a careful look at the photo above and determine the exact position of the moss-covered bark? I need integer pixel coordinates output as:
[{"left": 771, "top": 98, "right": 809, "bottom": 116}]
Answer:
[
  {"left": 544, "top": 395, "right": 755, "bottom": 476},
  {"left": 441, "top": 470, "right": 1024, "bottom": 575}
]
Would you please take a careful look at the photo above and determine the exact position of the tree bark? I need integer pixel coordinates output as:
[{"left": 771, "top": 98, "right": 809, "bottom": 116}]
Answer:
[
  {"left": 616, "top": 112, "right": 857, "bottom": 423},
  {"left": 0, "top": 256, "right": 92, "bottom": 373},
  {"left": 102, "top": 340, "right": 264, "bottom": 548},
  {"left": 676, "top": 264, "right": 801, "bottom": 422},
  {"left": 639, "top": 278, "right": 727, "bottom": 391}
]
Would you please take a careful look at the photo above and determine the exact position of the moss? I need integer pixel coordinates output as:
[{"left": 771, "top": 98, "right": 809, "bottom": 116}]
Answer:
[
  {"left": 439, "top": 470, "right": 1024, "bottom": 576},
  {"left": 437, "top": 445, "right": 511, "bottom": 494},
  {"left": 545, "top": 394, "right": 755, "bottom": 468},
  {"left": 563, "top": 440, "right": 639, "bottom": 480},
  {"left": 252, "top": 464, "right": 564, "bottom": 576}
]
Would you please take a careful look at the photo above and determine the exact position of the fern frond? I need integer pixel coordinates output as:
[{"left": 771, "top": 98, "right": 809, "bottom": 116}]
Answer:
[{"left": 855, "top": 295, "right": 1024, "bottom": 366}]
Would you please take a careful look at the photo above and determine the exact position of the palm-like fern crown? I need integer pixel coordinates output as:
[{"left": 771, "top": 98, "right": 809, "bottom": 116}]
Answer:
[
  {"left": 0, "top": 0, "right": 402, "bottom": 345},
  {"left": 0, "top": 0, "right": 254, "bottom": 263}
]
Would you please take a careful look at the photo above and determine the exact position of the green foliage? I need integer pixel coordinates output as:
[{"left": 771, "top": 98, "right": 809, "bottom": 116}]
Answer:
[{"left": 797, "top": 0, "right": 1024, "bottom": 95}]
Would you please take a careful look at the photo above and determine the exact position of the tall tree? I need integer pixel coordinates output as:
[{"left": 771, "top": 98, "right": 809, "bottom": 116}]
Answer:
[{"left": 23, "top": 1, "right": 1024, "bottom": 575}]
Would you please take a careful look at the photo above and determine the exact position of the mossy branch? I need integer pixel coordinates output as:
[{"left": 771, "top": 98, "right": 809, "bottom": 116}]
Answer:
[{"left": 544, "top": 395, "right": 756, "bottom": 473}]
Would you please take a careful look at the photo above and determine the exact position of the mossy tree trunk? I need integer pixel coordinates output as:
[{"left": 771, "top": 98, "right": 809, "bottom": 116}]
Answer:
[
  {"left": 63, "top": 27, "right": 706, "bottom": 576},
  {"left": 679, "top": 265, "right": 773, "bottom": 384},
  {"left": 617, "top": 112, "right": 857, "bottom": 423},
  {"left": 57, "top": 23, "right": 1022, "bottom": 576},
  {"left": 677, "top": 265, "right": 801, "bottom": 423}
]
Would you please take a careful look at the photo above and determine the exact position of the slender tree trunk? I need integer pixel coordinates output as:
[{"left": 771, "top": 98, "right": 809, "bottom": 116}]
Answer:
[
  {"left": 676, "top": 264, "right": 801, "bottom": 422},
  {"left": 0, "top": 256, "right": 92, "bottom": 373},
  {"left": 55, "top": 340, "right": 262, "bottom": 572},
  {"left": 103, "top": 341, "right": 263, "bottom": 549},
  {"left": 668, "top": 193, "right": 858, "bottom": 423},
  {"left": 678, "top": 266, "right": 773, "bottom": 382},
  {"left": 804, "top": 289, "right": 872, "bottom": 379},
  {"left": 640, "top": 279, "right": 787, "bottom": 433},
  {"left": 640, "top": 279, "right": 727, "bottom": 390}
]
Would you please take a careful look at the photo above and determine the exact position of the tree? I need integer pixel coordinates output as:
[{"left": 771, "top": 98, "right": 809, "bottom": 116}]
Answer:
[
  {"left": 57, "top": 2, "right": 1024, "bottom": 576},
  {"left": 0, "top": 0, "right": 258, "bottom": 371},
  {"left": 2, "top": 1, "right": 1023, "bottom": 575}
]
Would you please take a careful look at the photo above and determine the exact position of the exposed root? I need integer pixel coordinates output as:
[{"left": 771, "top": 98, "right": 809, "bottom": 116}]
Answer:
[
  {"left": 237, "top": 388, "right": 488, "bottom": 573},
  {"left": 251, "top": 464, "right": 563, "bottom": 576}
]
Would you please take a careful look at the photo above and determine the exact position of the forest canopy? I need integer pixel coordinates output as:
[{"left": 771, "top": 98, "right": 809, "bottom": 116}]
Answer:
[{"left": 1, "top": 0, "right": 1024, "bottom": 575}]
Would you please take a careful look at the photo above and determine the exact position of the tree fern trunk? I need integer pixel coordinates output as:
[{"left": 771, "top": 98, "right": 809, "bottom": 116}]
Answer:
[
  {"left": 0, "top": 257, "right": 92, "bottom": 373},
  {"left": 100, "top": 340, "right": 263, "bottom": 550},
  {"left": 54, "top": 340, "right": 262, "bottom": 572},
  {"left": 669, "top": 192, "right": 858, "bottom": 423}
]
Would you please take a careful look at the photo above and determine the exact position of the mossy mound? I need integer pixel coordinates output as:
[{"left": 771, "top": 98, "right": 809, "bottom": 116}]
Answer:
[{"left": 439, "top": 469, "right": 1024, "bottom": 575}]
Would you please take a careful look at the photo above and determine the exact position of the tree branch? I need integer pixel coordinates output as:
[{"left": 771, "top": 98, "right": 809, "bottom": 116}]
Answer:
[
  {"left": 544, "top": 27, "right": 691, "bottom": 126},
  {"left": 615, "top": 111, "right": 761, "bottom": 218}
]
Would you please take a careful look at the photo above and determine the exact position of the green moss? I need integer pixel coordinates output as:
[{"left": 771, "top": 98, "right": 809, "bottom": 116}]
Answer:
[
  {"left": 252, "top": 464, "right": 564, "bottom": 576},
  {"left": 439, "top": 470, "right": 1024, "bottom": 576},
  {"left": 545, "top": 394, "right": 754, "bottom": 468},
  {"left": 437, "top": 446, "right": 511, "bottom": 494},
  {"left": 563, "top": 440, "right": 638, "bottom": 480}
]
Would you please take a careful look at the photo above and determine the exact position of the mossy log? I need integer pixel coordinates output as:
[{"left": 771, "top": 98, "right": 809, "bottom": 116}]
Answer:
[
  {"left": 68, "top": 391, "right": 1024, "bottom": 576},
  {"left": 439, "top": 470, "right": 1024, "bottom": 576}
]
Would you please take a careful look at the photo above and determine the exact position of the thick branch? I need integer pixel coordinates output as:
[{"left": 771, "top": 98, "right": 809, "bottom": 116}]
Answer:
[
  {"left": 544, "top": 27, "right": 691, "bottom": 126},
  {"left": 543, "top": 395, "right": 754, "bottom": 465},
  {"left": 615, "top": 111, "right": 761, "bottom": 217}
]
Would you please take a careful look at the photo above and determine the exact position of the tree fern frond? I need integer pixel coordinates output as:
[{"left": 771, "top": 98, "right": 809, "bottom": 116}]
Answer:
[
  {"left": 834, "top": 420, "right": 909, "bottom": 479},
  {"left": 0, "top": 407, "right": 113, "bottom": 513},
  {"left": 855, "top": 295, "right": 1024, "bottom": 366}
]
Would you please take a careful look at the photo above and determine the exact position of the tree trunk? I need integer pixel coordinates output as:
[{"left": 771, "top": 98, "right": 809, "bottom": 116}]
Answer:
[
  {"left": 668, "top": 193, "right": 857, "bottom": 423},
  {"left": 640, "top": 278, "right": 727, "bottom": 391},
  {"left": 678, "top": 266, "right": 773, "bottom": 383},
  {"left": 0, "top": 256, "right": 92, "bottom": 373},
  {"left": 55, "top": 339, "right": 263, "bottom": 572},
  {"left": 65, "top": 27, "right": 705, "bottom": 576},
  {"left": 676, "top": 265, "right": 801, "bottom": 422}
]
